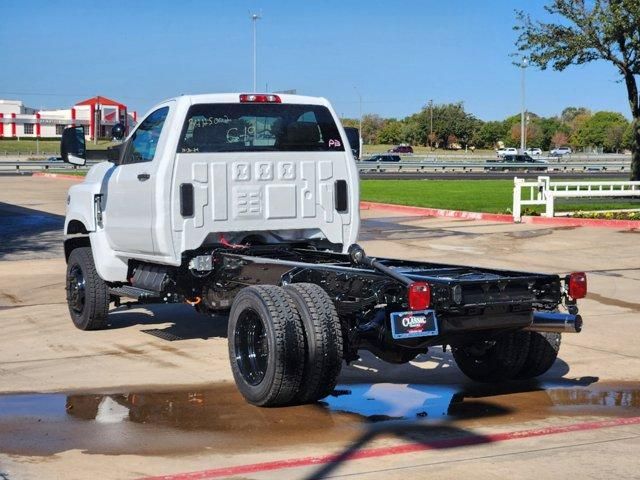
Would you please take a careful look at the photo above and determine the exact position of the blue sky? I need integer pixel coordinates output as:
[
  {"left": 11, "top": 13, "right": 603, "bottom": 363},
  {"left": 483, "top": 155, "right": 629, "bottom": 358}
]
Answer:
[{"left": 0, "top": 0, "right": 631, "bottom": 120}]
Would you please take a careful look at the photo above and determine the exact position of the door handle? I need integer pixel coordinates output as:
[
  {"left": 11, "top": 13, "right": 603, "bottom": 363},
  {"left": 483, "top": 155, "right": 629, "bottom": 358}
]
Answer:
[{"left": 137, "top": 173, "right": 151, "bottom": 181}]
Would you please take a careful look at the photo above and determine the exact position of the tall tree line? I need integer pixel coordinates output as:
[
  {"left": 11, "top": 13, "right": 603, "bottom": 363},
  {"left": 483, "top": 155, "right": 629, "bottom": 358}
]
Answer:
[{"left": 342, "top": 103, "right": 634, "bottom": 152}]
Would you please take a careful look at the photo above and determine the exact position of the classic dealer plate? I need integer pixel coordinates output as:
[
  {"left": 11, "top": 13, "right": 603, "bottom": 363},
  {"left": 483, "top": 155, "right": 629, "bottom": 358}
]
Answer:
[{"left": 390, "top": 310, "right": 439, "bottom": 339}]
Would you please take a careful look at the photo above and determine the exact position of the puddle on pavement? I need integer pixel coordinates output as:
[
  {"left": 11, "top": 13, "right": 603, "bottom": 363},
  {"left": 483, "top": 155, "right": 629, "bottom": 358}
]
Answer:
[{"left": 1, "top": 381, "right": 639, "bottom": 457}]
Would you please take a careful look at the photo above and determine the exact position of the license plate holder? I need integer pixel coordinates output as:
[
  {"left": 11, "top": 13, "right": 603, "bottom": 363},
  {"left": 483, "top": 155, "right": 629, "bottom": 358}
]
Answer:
[{"left": 390, "top": 310, "right": 439, "bottom": 339}]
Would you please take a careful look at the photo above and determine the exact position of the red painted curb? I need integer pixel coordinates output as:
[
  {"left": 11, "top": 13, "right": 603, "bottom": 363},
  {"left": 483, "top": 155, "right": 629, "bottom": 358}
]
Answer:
[
  {"left": 32, "top": 172, "right": 84, "bottom": 181},
  {"left": 360, "top": 201, "right": 640, "bottom": 229},
  {"left": 139, "top": 416, "right": 640, "bottom": 480}
]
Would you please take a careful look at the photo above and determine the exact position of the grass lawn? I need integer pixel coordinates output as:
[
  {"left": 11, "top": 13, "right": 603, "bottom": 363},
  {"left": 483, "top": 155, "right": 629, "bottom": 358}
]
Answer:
[
  {"left": 47, "top": 169, "right": 88, "bottom": 176},
  {"left": 360, "top": 179, "right": 640, "bottom": 214},
  {"left": 363, "top": 144, "right": 495, "bottom": 156},
  {"left": 34, "top": 174, "right": 640, "bottom": 215},
  {"left": 0, "top": 139, "right": 111, "bottom": 155}
]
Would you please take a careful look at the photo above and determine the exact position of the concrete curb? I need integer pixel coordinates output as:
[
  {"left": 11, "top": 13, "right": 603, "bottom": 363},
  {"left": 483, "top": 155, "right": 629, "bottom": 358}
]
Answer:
[
  {"left": 32, "top": 172, "right": 84, "bottom": 181},
  {"left": 360, "top": 200, "right": 640, "bottom": 229}
]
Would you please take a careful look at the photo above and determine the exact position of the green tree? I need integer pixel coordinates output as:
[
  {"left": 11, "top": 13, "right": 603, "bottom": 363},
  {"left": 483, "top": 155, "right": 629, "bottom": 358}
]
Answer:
[
  {"left": 560, "top": 106, "right": 591, "bottom": 124},
  {"left": 377, "top": 119, "right": 403, "bottom": 144},
  {"left": 573, "top": 111, "right": 629, "bottom": 151},
  {"left": 475, "top": 121, "right": 507, "bottom": 148},
  {"left": 552, "top": 130, "right": 570, "bottom": 147},
  {"left": 410, "top": 102, "right": 478, "bottom": 148},
  {"left": 515, "top": 0, "right": 640, "bottom": 179},
  {"left": 340, "top": 118, "right": 359, "bottom": 129},
  {"left": 360, "top": 114, "right": 386, "bottom": 144},
  {"left": 537, "top": 116, "right": 567, "bottom": 150},
  {"left": 606, "top": 123, "right": 627, "bottom": 152}
]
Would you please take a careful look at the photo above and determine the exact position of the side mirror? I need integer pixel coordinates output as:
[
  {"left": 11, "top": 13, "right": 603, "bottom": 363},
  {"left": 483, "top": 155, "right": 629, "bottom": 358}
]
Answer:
[
  {"left": 343, "top": 127, "right": 361, "bottom": 159},
  {"left": 111, "top": 122, "right": 126, "bottom": 141},
  {"left": 61, "top": 126, "right": 86, "bottom": 166}
]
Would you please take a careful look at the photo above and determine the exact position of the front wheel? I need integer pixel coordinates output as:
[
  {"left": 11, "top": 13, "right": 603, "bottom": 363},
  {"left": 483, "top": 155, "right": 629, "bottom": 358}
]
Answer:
[
  {"left": 452, "top": 331, "right": 530, "bottom": 382},
  {"left": 66, "top": 246, "right": 110, "bottom": 330}
]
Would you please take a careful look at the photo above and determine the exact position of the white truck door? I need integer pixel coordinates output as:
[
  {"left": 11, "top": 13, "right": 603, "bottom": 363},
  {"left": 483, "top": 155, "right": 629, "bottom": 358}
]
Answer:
[{"left": 104, "top": 106, "right": 170, "bottom": 254}]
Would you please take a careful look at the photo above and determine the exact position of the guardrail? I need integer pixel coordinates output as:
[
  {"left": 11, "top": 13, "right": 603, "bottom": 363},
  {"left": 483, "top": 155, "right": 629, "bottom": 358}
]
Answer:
[
  {"left": 0, "top": 161, "right": 95, "bottom": 172},
  {"left": 0, "top": 159, "right": 632, "bottom": 174},
  {"left": 362, "top": 152, "right": 631, "bottom": 161},
  {"left": 356, "top": 160, "right": 631, "bottom": 173},
  {"left": 513, "top": 176, "right": 640, "bottom": 221}
]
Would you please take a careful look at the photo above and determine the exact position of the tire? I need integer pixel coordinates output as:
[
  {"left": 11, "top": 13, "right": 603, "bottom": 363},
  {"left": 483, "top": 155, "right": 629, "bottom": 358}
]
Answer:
[
  {"left": 452, "top": 331, "right": 530, "bottom": 382},
  {"left": 284, "top": 283, "right": 343, "bottom": 403},
  {"left": 228, "top": 285, "right": 305, "bottom": 407},
  {"left": 66, "top": 246, "right": 110, "bottom": 330},
  {"left": 516, "top": 332, "right": 561, "bottom": 379}
]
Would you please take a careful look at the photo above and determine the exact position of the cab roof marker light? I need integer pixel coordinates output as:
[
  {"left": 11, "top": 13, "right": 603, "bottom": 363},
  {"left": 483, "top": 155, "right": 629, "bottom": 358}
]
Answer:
[{"left": 239, "top": 94, "right": 281, "bottom": 103}]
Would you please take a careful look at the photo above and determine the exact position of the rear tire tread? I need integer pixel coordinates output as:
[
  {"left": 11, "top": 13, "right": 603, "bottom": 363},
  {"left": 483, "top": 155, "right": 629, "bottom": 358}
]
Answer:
[
  {"left": 284, "top": 283, "right": 343, "bottom": 403},
  {"left": 452, "top": 331, "right": 530, "bottom": 382},
  {"left": 517, "top": 332, "right": 561, "bottom": 379}
]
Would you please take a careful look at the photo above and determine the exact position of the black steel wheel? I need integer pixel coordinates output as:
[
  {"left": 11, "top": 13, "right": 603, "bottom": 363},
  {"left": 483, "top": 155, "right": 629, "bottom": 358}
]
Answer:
[
  {"left": 66, "top": 246, "right": 109, "bottom": 330},
  {"left": 452, "top": 331, "right": 530, "bottom": 382},
  {"left": 234, "top": 308, "right": 270, "bottom": 386},
  {"left": 227, "top": 286, "right": 305, "bottom": 407}
]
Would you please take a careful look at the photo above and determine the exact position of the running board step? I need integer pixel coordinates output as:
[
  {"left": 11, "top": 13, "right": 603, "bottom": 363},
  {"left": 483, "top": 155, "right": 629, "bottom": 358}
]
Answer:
[{"left": 109, "top": 285, "right": 161, "bottom": 300}]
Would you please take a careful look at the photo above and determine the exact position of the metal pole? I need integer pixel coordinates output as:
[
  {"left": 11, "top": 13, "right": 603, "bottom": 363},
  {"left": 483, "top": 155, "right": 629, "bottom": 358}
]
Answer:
[
  {"left": 429, "top": 99, "right": 433, "bottom": 149},
  {"left": 251, "top": 13, "right": 261, "bottom": 92},
  {"left": 520, "top": 57, "right": 528, "bottom": 153},
  {"left": 354, "top": 86, "right": 363, "bottom": 154}
]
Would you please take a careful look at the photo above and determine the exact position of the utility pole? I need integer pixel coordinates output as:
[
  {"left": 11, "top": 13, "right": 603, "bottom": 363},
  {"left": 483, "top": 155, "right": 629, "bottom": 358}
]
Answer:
[
  {"left": 520, "top": 56, "right": 528, "bottom": 153},
  {"left": 251, "top": 13, "right": 262, "bottom": 92}
]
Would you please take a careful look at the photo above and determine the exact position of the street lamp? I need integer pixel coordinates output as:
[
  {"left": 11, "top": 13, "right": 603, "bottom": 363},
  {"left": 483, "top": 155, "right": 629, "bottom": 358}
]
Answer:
[
  {"left": 520, "top": 56, "right": 528, "bottom": 153},
  {"left": 354, "top": 86, "right": 363, "bottom": 155},
  {"left": 429, "top": 99, "right": 433, "bottom": 149},
  {"left": 251, "top": 13, "right": 262, "bottom": 92}
]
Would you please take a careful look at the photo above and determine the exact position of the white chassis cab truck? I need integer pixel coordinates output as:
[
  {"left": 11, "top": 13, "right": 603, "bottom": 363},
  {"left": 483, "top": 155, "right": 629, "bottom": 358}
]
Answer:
[{"left": 61, "top": 93, "right": 587, "bottom": 407}]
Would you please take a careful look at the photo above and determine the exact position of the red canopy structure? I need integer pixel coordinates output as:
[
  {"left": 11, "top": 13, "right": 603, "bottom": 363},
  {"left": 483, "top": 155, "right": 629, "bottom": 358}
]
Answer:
[
  {"left": 75, "top": 96, "right": 129, "bottom": 139},
  {"left": 75, "top": 95, "right": 127, "bottom": 109}
]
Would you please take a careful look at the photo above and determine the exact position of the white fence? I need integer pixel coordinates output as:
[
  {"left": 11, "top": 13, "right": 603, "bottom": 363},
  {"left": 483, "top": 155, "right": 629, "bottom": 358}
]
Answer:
[{"left": 513, "top": 176, "right": 640, "bottom": 222}]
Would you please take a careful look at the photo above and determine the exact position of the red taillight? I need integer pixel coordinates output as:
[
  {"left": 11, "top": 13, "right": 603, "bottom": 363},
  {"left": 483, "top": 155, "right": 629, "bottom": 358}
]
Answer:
[
  {"left": 408, "top": 282, "right": 431, "bottom": 310},
  {"left": 239, "top": 94, "right": 281, "bottom": 103},
  {"left": 568, "top": 272, "right": 587, "bottom": 299}
]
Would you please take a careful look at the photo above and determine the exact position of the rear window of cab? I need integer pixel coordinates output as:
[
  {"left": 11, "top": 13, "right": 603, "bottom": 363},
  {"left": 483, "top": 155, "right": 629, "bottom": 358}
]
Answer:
[{"left": 177, "top": 103, "right": 345, "bottom": 153}]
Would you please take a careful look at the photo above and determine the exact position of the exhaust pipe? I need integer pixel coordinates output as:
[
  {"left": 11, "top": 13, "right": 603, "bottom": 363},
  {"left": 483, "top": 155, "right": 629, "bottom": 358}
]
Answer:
[{"left": 525, "top": 311, "right": 583, "bottom": 333}]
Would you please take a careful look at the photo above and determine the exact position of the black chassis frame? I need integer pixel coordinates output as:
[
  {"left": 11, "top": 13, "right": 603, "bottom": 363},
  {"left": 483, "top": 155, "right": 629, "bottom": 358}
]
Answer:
[{"left": 165, "top": 244, "right": 568, "bottom": 362}]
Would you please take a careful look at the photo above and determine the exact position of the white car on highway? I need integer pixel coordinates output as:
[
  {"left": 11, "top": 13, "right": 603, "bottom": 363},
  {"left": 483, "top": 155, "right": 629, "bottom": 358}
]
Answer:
[
  {"left": 524, "top": 148, "right": 542, "bottom": 156},
  {"left": 550, "top": 146, "right": 572, "bottom": 157},
  {"left": 497, "top": 147, "right": 517, "bottom": 158}
]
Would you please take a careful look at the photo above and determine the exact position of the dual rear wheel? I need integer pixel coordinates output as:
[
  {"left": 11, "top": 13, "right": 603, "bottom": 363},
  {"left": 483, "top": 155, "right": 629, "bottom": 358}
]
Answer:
[
  {"left": 452, "top": 330, "right": 561, "bottom": 382},
  {"left": 228, "top": 283, "right": 343, "bottom": 407}
]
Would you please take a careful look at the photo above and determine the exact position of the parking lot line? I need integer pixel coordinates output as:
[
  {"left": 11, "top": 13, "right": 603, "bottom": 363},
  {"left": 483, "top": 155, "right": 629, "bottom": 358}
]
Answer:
[{"left": 139, "top": 416, "right": 640, "bottom": 480}]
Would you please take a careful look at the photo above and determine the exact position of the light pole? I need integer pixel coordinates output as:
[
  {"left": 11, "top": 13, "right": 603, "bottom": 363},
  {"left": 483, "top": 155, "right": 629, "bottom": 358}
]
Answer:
[
  {"left": 251, "top": 13, "right": 261, "bottom": 92},
  {"left": 520, "top": 56, "right": 528, "bottom": 153},
  {"left": 429, "top": 99, "right": 433, "bottom": 149},
  {"left": 354, "top": 86, "right": 363, "bottom": 154}
]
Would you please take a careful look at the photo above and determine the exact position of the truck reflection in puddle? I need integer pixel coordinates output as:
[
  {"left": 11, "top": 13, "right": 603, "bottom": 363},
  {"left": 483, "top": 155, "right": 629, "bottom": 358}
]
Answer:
[
  {"left": 64, "top": 381, "right": 640, "bottom": 429},
  {"left": 2, "top": 381, "right": 640, "bottom": 457}
]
